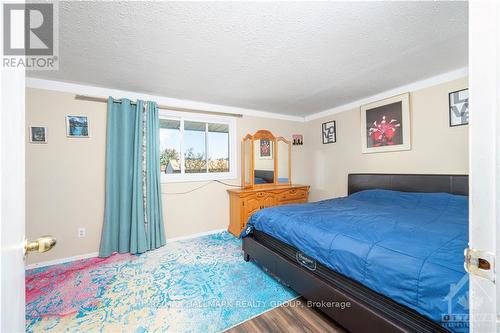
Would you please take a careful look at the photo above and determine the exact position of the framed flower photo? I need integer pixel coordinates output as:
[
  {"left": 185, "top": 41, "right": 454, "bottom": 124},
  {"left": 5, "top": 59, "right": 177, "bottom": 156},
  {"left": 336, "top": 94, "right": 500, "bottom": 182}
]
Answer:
[
  {"left": 29, "top": 126, "right": 47, "bottom": 144},
  {"left": 66, "top": 115, "right": 89, "bottom": 137},
  {"left": 258, "top": 138, "right": 273, "bottom": 159},
  {"left": 361, "top": 93, "right": 410, "bottom": 153}
]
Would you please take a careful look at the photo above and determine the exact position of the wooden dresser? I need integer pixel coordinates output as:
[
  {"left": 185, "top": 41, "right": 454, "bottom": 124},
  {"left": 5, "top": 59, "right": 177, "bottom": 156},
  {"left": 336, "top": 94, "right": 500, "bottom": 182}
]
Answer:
[{"left": 227, "top": 185, "right": 310, "bottom": 236}]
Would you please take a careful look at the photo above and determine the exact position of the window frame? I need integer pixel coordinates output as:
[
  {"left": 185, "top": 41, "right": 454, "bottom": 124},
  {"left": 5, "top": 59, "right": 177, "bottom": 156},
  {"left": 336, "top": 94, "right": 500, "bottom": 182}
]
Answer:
[{"left": 159, "top": 109, "right": 237, "bottom": 183}]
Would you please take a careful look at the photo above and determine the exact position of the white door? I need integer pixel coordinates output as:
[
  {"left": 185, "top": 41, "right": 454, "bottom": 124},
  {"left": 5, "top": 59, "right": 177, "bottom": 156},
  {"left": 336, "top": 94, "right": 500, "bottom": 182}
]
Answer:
[
  {"left": 468, "top": 1, "right": 499, "bottom": 332},
  {"left": 0, "top": 66, "right": 26, "bottom": 329}
]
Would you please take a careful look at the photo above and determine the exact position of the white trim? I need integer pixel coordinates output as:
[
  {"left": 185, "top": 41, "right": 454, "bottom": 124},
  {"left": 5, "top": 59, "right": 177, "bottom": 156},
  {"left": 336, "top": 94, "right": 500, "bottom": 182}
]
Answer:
[
  {"left": 24, "top": 228, "right": 227, "bottom": 270},
  {"left": 1, "top": 42, "right": 26, "bottom": 332},
  {"left": 304, "top": 67, "right": 468, "bottom": 121},
  {"left": 468, "top": 1, "right": 499, "bottom": 331},
  {"left": 162, "top": 172, "right": 237, "bottom": 183},
  {"left": 165, "top": 228, "right": 227, "bottom": 243},
  {"left": 25, "top": 252, "right": 99, "bottom": 270},
  {"left": 25, "top": 77, "right": 304, "bottom": 122},
  {"left": 27, "top": 67, "right": 468, "bottom": 123}
]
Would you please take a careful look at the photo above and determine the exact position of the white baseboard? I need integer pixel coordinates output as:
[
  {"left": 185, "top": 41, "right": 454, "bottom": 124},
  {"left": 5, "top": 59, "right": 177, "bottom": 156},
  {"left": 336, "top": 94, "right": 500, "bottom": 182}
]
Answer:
[
  {"left": 166, "top": 228, "right": 227, "bottom": 243},
  {"left": 25, "top": 252, "right": 99, "bottom": 270},
  {"left": 25, "top": 228, "right": 228, "bottom": 270}
]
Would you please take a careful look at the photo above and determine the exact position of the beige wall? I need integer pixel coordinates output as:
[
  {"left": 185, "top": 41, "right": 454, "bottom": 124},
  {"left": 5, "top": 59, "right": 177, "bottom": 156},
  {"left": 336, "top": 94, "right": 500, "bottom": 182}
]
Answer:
[
  {"left": 303, "top": 77, "right": 469, "bottom": 202},
  {"left": 26, "top": 89, "right": 106, "bottom": 264},
  {"left": 26, "top": 77, "right": 468, "bottom": 264},
  {"left": 25, "top": 88, "right": 306, "bottom": 264}
]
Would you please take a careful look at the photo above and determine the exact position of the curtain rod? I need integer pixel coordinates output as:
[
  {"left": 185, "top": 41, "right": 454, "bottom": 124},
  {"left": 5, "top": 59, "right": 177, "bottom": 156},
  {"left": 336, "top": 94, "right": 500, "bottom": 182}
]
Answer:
[{"left": 74, "top": 95, "right": 243, "bottom": 118}]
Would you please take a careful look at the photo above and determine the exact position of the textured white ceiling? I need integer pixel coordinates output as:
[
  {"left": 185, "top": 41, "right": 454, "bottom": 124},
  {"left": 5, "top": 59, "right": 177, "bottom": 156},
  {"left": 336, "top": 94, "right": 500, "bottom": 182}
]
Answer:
[{"left": 29, "top": 1, "right": 468, "bottom": 117}]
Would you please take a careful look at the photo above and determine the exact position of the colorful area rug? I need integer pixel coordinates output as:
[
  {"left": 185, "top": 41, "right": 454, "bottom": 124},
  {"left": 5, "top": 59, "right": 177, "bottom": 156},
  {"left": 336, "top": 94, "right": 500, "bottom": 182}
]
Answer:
[{"left": 26, "top": 232, "right": 297, "bottom": 332}]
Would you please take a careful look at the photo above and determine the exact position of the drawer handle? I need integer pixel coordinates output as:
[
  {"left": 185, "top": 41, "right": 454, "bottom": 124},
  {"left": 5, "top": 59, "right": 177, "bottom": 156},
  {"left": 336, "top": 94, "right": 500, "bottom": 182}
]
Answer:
[{"left": 289, "top": 190, "right": 296, "bottom": 194}]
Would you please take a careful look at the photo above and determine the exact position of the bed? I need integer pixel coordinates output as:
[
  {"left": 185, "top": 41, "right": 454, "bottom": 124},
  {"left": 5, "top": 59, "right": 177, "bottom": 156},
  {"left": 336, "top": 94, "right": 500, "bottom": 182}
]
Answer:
[{"left": 241, "top": 173, "right": 469, "bottom": 333}]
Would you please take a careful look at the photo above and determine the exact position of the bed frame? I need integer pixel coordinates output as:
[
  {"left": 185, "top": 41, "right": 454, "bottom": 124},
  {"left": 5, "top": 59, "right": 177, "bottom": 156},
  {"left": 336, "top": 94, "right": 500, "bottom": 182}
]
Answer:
[{"left": 242, "top": 173, "right": 468, "bottom": 333}]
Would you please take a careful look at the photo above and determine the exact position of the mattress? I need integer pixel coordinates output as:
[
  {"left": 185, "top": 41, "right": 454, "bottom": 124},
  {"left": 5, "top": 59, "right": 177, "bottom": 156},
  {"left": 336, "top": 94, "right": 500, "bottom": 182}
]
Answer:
[{"left": 243, "top": 189, "right": 469, "bottom": 332}]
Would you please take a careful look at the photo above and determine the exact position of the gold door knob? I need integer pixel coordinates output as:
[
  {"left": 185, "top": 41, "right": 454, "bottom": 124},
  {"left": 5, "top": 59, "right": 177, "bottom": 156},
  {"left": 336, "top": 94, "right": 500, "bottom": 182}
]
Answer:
[{"left": 24, "top": 236, "right": 56, "bottom": 255}]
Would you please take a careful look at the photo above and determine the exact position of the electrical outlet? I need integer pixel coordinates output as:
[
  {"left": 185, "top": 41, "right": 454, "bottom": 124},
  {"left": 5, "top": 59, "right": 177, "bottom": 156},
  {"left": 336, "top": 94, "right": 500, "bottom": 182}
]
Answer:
[{"left": 78, "top": 228, "right": 86, "bottom": 238}]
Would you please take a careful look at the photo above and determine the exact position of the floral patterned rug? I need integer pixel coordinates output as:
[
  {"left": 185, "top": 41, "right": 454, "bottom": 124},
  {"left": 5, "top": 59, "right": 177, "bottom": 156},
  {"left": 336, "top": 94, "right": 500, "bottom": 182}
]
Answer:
[{"left": 26, "top": 232, "right": 296, "bottom": 332}]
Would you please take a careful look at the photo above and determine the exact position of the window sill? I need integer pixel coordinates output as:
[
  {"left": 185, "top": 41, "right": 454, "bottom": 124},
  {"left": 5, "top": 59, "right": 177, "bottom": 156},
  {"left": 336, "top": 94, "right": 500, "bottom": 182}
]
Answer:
[{"left": 160, "top": 171, "right": 237, "bottom": 184}]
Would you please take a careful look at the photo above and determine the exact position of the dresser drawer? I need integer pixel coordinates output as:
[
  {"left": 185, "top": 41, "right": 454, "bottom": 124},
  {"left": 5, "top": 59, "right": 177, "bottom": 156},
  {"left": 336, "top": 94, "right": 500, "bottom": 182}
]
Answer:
[
  {"left": 227, "top": 185, "right": 309, "bottom": 237},
  {"left": 278, "top": 188, "right": 308, "bottom": 202},
  {"left": 254, "top": 191, "right": 267, "bottom": 199},
  {"left": 280, "top": 198, "right": 308, "bottom": 205}
]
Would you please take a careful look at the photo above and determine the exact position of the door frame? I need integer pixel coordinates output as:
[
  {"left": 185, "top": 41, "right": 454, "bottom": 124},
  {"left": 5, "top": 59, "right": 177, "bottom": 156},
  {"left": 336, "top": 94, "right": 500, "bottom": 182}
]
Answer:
[
  {"left": 1, "top": 0, "right": 26, "bottom": 329},
  {"left": 469, "top": 1, "right": 499, "bottom": 332},
  {"left": 0, "top": 65, "right": 26, "bottom": 329}
]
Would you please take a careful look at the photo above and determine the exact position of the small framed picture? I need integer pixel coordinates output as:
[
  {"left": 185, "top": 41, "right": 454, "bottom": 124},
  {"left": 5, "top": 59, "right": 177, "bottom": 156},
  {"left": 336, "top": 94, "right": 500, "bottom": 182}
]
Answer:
[
  {"left": 322, "top": 121, "right": 336, "bottom": 144},
  {"left": 449, "top": 88, "right": 469, "bottom": 127},
  {"left": 361, "top": 93, "right": 410, "bottom": 154},
  {"left": 292, "top": 134, "right": 303, "bottom": 146},
  {"left": 29, "top": 126, "right": 47, "bottom": 143},
  {"left": 66, "top": 115, "right": 89, "bottom": 137},
  {"left": 259, "top": 138, "right": 273, "bottom": 159}
]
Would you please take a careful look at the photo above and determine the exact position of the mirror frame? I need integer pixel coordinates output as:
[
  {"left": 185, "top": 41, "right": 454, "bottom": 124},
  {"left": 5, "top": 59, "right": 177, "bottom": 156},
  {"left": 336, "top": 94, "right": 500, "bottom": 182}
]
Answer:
[
  {"left": 276, "top": 136, "right": 292, "bottom": 186},
  {"left": 241, "top": 130, "right": 292, "bottom": 188},
  {"left": 241, "top": 134, "right": 253, "bottom": 188}
]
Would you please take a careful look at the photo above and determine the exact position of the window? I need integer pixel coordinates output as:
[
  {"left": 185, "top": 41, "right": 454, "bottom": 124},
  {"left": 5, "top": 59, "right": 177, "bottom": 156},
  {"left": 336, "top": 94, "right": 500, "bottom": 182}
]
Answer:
[
  {"left": 159, "top": 110, "right": 236, "bottom": 182},
  {"left": 184, "top": 121, "right": 206, "bottom": 173},
  {"left": 159, "top": 119, "right": 181, "bottom": 174},
  {"left": 208, "top": 123, "right": 230, "bottom": 173}
]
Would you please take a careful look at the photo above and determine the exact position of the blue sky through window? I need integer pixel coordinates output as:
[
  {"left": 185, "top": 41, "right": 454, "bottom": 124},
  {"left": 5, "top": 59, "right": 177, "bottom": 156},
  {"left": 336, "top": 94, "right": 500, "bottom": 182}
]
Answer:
[{"left": 208, "top": 131, "right": 229, "bottom": 160}]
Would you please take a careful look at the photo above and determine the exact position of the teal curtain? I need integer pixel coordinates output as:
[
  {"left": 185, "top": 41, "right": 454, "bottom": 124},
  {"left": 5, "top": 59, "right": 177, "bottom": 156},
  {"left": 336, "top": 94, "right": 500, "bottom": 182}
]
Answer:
[{"left": 99, "top": 98, "right": 166, "bottom": 257}]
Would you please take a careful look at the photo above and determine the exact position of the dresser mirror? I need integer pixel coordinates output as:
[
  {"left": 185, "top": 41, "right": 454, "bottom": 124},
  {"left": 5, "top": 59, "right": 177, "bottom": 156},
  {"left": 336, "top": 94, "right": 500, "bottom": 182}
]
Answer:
[
  {"left": 276, "top": 138, "right": 290, "bottom": 184},
  {"left": 241, "top": 130, "right": 291, "bottom": 188}
]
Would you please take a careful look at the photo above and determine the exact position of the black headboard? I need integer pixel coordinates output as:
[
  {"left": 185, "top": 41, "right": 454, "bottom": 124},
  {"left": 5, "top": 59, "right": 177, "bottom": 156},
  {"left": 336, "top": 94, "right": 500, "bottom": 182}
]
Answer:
[
  {"left": 254, "top": 169, "right": 274, "bottom": 183},
  {"left": 348, "top": 173, "right": 468, "bottom": 196}
]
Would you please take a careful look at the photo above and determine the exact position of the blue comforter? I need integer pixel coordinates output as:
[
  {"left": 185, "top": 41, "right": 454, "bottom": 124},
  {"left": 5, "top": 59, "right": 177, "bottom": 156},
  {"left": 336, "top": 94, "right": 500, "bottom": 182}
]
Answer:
[{"left": 244, "top": 189, "right": 469, "bottom": 332}]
